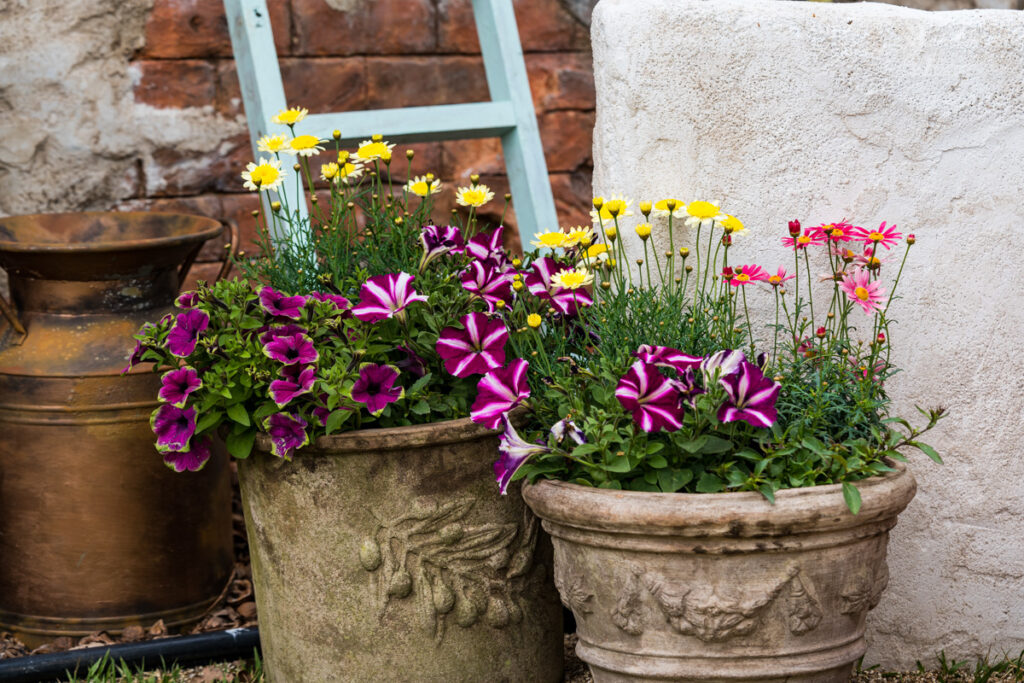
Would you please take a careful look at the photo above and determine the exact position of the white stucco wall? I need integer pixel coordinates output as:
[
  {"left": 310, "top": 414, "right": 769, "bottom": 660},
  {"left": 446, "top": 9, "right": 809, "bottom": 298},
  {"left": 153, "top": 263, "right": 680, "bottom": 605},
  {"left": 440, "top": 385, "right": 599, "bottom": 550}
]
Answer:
[{"left": 591, "top": 0, "right": 1024, "bottom": 669}]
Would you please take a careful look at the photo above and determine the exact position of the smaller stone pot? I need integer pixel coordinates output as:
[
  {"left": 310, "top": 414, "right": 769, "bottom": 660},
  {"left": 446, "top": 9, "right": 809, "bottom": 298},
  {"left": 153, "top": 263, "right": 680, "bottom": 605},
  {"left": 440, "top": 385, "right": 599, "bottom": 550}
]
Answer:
[
  {"left": 239, "top": 416, "right": 563, "bottom": 683},
  {"left": 523, "top": 463, "right": 916, "bottom": 683}
]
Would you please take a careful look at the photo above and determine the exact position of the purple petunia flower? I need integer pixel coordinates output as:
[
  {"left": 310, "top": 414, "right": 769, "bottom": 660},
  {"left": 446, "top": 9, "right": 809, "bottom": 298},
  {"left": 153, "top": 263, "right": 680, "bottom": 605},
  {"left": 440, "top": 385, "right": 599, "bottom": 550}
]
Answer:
[
  {"left": 310, "top": 291, "right": 352, "bottom": 315},
  {"left": 311, "top": 393, "right": 332, "bottom": 426},
  {"left": 263, "top": 333, "right": 319, "bottom": 365},
  {"left": 350, "top": 273, "right": 429, "bottom": 323},
  {"left": 166, "top": 309, "right": 209, "bottom": 358},
  {"left": 420, "top": 225, "right": 465, "bottom": 265},
  {"left": 717, "top": 361, "right": 781, "bottom": 429},
  {"left": 265, "top": 412, "right": 309, "bottom": 460},
  {"left": 151, "top": 403, "right": 197, "bottom": 452},
  {"left": 259, "top": 286, "right": 308, "bottom": 320},
  {"left": 524, "top": 256, "right": 593, "bottom": 316},
  {"left": 122, "top": 323, "right": 156, "bottom": 375},
  {"left": 436, "top": 312, "right": 508, "bottom": 378},
  {"left": 470, "top": 359, "right": 531, "bottom": 430},
  {"left": 176, "top": 291, "right": 199, "bottom": 308},
  {"left": 614, "top": 361, "right": 684, "bottom": 433},
  {"left": 700, "top": 349, "right": 746, "bottom": 384},
  {"left": 550, "top": 418, "right": 586, "bottom": 446},
  {"left": 460, "top": 260, "right": 514, "bottom": 312},
  {"left": 465, "top": 225, "right": 510, "bottom": 267},
  {"left": 163, "top": 436, "right": 213, "bottom": 473},
  {"left": 258, "top": 324, "right": 308, "bottom": 346},
  {"left": 634, "top": 345, "right": 703, "bottom": 374},
  {"left": 351, "top": 363, "right": 404, "bottom": 416},
  {"left": 396, "top": 345, "right": 428, "bottom": 379},
  {"left": 269, "top": 364, "right": 317, "bottom": 407},
  {"left": 494, "top": 420, "right": 550, "bottom": 495},
  {"left": 672, "top": 368, "right": 706, "bottom": 409},
  {"left": 158, "top": 366, "right": 203, "bottom": 407}
]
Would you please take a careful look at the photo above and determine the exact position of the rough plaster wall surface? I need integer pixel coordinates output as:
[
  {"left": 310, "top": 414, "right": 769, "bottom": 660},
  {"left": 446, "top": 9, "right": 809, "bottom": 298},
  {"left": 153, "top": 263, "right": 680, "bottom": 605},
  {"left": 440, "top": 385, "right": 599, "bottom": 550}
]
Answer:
[
  {"left": 0, "top": 0, "right": 243, "bottom": 217},
  {"left": 591, "top": 0, "right": 1024, "bottom": 668}
]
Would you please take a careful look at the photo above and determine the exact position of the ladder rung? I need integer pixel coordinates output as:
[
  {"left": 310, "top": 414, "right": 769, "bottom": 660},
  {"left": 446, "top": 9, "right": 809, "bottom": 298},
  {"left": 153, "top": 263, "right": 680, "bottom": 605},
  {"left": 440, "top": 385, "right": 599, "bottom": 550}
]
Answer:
[{"left": 292, "top": 102, "right": 517, "bottom": 146}]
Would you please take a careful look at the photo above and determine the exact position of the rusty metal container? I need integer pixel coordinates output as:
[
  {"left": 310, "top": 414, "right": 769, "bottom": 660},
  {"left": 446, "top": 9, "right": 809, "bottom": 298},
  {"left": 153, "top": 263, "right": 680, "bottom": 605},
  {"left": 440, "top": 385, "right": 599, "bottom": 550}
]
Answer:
[{"left": 0, "top": 211, "right": 235, "bottom": 646}]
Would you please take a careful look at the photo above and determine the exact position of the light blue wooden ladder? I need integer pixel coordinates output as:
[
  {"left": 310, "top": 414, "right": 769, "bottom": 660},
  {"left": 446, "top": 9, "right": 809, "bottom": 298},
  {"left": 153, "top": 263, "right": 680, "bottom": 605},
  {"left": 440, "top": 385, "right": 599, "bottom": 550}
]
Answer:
[{"left": 224, "top": 0, "right": 558, "bottom": 247}]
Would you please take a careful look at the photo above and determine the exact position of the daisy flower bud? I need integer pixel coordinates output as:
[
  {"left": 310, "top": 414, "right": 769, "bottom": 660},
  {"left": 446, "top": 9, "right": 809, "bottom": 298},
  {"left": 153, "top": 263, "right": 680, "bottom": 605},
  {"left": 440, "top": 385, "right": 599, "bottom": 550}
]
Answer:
[
  {"left": 496, "top": 300, "right": 506, "bottom": 309},
  {"left": 788, "top": 219, "right": 801, "bottom": 236},
  {"left": 527, "top": 313, "right": 542, "bottom": 328},
  {"left": 907, "top": 234, "right": 916, "bottom": 245},
  {"left": 504, "top": 193, "right": 512, "bottom": 202},
  {"left": 512, "top": 281, "right": 524, "bottom": 291},
  {"left": 406, "top": 149, "right": 415, "bottom": 159},
  {"left": 593, "top": 197, "right": 604, "bottom": 210},
  {"left": 470, "top": 173, "right": 480, "bottom": 185},
  {"left": 601, "top": 281, "right": 611, "bottom": 290},
  {"left": 271, "top": 201, "right": 282, "bottom": 212},
  {"left": 635, "top": 223, "right": 652, "bottom": 240},
  {"left": 512, "top": 259, "right": 522, "bottom": 268},
  {"left": 332, "top": 130, "right": 341, "bottom": 140},
  {"left": 605, "top": 226, "right": 617, "bottom": 241},
  {"left": 816, "top": 326, "right": 827, "bottom": 338},
  {"left": 639, "top": 201, "right": 652, "bottom": 217},
  {"left": 372, "top": 134, "right": 383, "bottom": 142},
  {"left": 679, "top": 247, "right": 689, "bottom": 258},
  {"left": 876, "top": 333, "right": 886, "bottom": 344}
]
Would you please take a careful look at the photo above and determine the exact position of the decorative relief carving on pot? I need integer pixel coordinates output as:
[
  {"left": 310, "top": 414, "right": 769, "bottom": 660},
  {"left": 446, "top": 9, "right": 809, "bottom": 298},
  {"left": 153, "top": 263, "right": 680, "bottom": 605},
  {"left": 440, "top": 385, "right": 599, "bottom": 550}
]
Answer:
[
  {"left": 358, "top": 499, "right": 541, "bottom": 641},
  {"left": 611, "top": 566, "right": 821, "bottom": 641},
  {"left": 840, "top": 559, "right": 890, "bottom": 616},
  {"left": 554, "top": 571, "right": 594, "bottom": 616}
]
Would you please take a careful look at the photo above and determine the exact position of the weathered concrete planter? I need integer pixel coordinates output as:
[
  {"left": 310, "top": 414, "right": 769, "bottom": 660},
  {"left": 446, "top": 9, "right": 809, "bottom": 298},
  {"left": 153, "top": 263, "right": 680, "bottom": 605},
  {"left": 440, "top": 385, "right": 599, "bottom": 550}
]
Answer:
[
  {"left": 523, "top": 463, "right": 916, "bottom": 682},
  {"left": 240, "top": 416, "right": 563, "bottom": 683}
]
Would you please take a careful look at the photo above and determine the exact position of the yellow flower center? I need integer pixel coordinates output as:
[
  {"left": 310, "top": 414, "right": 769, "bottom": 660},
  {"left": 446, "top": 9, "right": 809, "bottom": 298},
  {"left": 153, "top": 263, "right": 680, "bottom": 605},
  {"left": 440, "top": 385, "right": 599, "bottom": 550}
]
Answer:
[
  {"left": 290, "top": 134, "right": 321, "bottom": 150},
  {"left": 338, "top": 163, "right": 359, "bottom": 177},
  {"left": 769, "top": 275, "right": 781, "bottom": 284},
  {"left": 552, "top": 269, "right": 591, "bottom": 290},
  {"left": 409, "top": 181, "right": 430, "bottom": 196},
  {"left": 687, "top": 201, "right": 720, "bottom": 220},
  {"left": 855, "top": 286, "right": 871, "bottom": 301},
  {"left": 527, "top": 314, "right": 542, "bottom": 328},
  {"left": 321, "top": 162, "right": 339, "bottom": 179},
  {"left": 535, "top": 232, "right": 567, "bottom": 248},
  {"left": 249, "top": 164, "right": 281, "bottom": 187},
  {"left": 797, "top": 236, "right": 811, "bottom": 245},
  {"left": 735, "top": 273, "right": 750, "bottom": 282},
  {"left": 868, "top": 231, "right": 884, "bottom": 242},
  {"left": 585, "top": 244, "right": 608, "bottom": 258},
  {"left": 273, "top": 107, "right": 308, "bottom": 125},
  {"left": 830, "top": 228, "right": 845, "bottom": 238},
  {"left": 458, "top": 188, "right": 490, "bottom": 207},
  {"left": 258, "top": 135, "right": 287, "bottom": 152},
  {"left": 356, "top": 141, "right": 390, "bottom": 159}
]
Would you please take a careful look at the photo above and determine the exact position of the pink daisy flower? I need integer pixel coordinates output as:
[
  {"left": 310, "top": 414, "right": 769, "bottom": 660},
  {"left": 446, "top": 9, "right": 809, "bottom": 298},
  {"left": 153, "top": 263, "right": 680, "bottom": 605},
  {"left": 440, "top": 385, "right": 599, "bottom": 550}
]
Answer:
[
  {"left": 781, "top": 229, "right": 825, "bottom": 250},
  {"left": 766, "top": 267, "right": 795, "bottom": 287},
  {"left": 729, "top": 265, "right": 770, "bottom": 287},
  {"left": 840, "top": 268, "right": 887, "bottom": 314},
  {"left": 852, "top": 221, "right": 902, "bottom": 250},
  {"left": 811, "top": 221, "right": 858, "bottom": 243}
]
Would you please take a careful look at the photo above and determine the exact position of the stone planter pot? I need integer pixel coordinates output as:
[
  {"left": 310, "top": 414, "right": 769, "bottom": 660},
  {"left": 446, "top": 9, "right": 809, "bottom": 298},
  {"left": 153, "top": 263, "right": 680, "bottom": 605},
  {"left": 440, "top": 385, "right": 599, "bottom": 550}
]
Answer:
[
  {"left": 239, "top": 416, "right": 563, "bottom": 683},
  {"left": 523, "top": 463, "right": 916, "bottom": 683}
]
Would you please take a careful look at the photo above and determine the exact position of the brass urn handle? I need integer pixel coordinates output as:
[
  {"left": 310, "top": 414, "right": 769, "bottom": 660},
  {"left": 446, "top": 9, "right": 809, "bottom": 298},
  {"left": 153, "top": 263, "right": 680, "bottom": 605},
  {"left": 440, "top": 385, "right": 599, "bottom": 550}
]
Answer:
[
  {"left": 177, "top": 220, "right": 240, "bottom": 290},
  {"left": 0, "top": 289, "right": 26, "bottom": 337}
]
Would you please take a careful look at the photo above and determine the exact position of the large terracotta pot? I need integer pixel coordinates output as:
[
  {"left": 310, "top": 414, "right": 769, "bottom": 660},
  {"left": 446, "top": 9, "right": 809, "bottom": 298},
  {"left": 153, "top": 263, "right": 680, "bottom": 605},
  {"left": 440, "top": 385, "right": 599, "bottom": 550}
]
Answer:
[
  {"left": 240, "top": 416, "right": 564, "bottom": 683},
  {"left": 523, "top": 463, "right": 916, "bottom": 683},
  {"left": 0, "top": 211, "right": 235, "bottom": 646}
]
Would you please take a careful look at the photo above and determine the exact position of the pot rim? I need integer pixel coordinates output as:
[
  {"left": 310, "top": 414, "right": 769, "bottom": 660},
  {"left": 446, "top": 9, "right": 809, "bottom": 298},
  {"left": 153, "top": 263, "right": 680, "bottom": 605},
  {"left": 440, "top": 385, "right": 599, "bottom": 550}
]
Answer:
[
  {"left": 522, "top": 460, "right": 916, "bottom": 538},
  {"left": 0, "top": 211, "right": 224, "bottom": 253},
  {"left": 254, "top": 414, "right": 500, "bottom": 455}
]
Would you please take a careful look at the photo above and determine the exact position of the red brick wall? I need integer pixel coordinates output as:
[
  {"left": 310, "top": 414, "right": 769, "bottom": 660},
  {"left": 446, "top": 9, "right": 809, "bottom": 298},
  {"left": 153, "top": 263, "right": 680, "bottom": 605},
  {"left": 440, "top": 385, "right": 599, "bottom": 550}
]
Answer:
[{"left": 122, "top": 0, "right": 595, "bottom": 286}]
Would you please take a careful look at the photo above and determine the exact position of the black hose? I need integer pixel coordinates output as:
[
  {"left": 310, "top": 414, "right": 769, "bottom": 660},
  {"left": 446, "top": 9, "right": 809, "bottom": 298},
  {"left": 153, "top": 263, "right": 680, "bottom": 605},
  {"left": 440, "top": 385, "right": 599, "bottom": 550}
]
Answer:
[{"left": 0, "top": 627, "right": 261, "bottom": 683}]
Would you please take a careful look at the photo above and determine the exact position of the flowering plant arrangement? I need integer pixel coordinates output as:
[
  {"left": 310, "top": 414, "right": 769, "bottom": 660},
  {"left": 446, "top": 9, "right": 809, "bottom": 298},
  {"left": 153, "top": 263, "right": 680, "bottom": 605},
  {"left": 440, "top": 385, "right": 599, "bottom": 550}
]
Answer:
[{"left": 486, "top": 198, "right": 944, "bottom": 513}]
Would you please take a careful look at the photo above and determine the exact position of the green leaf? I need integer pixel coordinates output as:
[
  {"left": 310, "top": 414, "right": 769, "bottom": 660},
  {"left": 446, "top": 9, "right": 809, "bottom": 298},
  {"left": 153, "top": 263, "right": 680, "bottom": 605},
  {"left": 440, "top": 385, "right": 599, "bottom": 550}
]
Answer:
[
  {"left": 695, "top": 472, "right": 724, "bottom": 493},
  {"left": 698, "top": 436, "right": 733, "bottom": 454},
  {"left": 603, "top": 455, "right": 633, "bottom": 473},
  {"left": 910, "top": 441, "right": 943, "bottom": 464},
  {"left": 195, "top": 410, "right": 223, "bottom": 434},
  {"left": 842, "top": 482, "right": 862, "bottom": 515},
  {"left": 572, "top": 443, "right": 601, "bottom": 457},
  {"left": 408, "top": 372, "right": 433, "bottom": 396},
  {"left": 226, "top": 403, "right": 250, "bottom": 427},
  {"left": 410, "top": 399, "right": 430, "bottom": 416},
  {"left": 645, "top": 441, "right": 665, "bottom": 455},
  {"left": 646, "top": 453, "right": 668, "bottom": 469},
  {"left": 758, "top": 483, "right": 776, "bottom": 504},
  {"left": 325, "top": 409, "right": 350, "bottom": 435},
  {"left": 658, "top": 468, "right": 692, "bottom": 493},
  {"left": 677, "top": 435, "right": 708, "bottom": 454},
  {"left": 225, "top": 429, "right": 256, "bottom": 459}
]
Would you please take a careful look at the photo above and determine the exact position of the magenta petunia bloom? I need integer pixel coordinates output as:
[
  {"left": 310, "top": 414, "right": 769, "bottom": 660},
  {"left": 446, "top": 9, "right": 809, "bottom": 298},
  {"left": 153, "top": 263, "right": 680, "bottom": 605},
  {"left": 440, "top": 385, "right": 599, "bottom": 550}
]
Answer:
[
  {"left": 311, "top": 396, "right": 332, "bottom": 427},
  {"left": 151, "top": 403, "right": 197, "bottom": 452},
  {"left": 158, "top": 366, "right": 202, "bottom": 407},
  {"left": 122, "top": 323, "right": 156, "bottom": 375},
  {"left": 396, "top": 345, "right": 428, "bottom": 378},
  {"left": 717, "top": 361, "right": 780, "bottom": 429},
  {"left": 162, "top": 436, "right": 213, "bottom": 473},
  {"left": 166, "top": 309, "right": 209, "bottom": 358},
  {"left": 176, "top": 291, "right": 199, "bottom": 308},
  {"left": 524, "top": 256, "right": 593, "bottom": 316},
  {"left": 700, "top": 349, "right": 746, "bottom": 384},
  {"left": 258, "top": 324, "right": 308, "bottom": 346},
  {"left": 840, "top": 267, "right": 886, "bottom": 314},
  {"left": 471, "top": 359, "right": 531, "bottom": 430},
  {"left": 263, "top": 332, "right": 319, "bottom": 365},
  {"left": 852, "top": 221, "right": 902, "bottom": 250},
  {"left": 494, "top": 420, "right": 550, "bottom": 495},
  {"left": 673, "top": 368, "right": 705, "bottom": 408},
  {"left": 420, "top": 225, "right": 465, "bottom": 263},
  {"left": 351, "top": 363, "right": 404, "bottom": 416},
  {"left": 781, "top": 229, "right": 826, "bottom": 250},
  {"left": 460, "top": 259, "right": 513, "bottom": 312},
  {"left": 436, "top": 312, "right": 508, "bottom": 378},
  {"left": 265, "top": 412, "right": 309, "bottom": 459},
  {"left": 310, "top": 291, "right": 352, "bottom": 314},
  {"left": 550, "top": 418, "right": 586, "bottom": 446},
  {"left": 259, "top": 286, "right": 307, "bottom": 320},
  {"left": 614, "top": 361, "right": 684, "bottom": 433},
  {"left": 730, "top": 264, "right": 770, "bottom": 287},
  {"left": 633, "top": 345, "right": 702, "bottom": 374},
  {"left": 350, "top": 272, "right": 429, "bottom": 323},
  {"left": 269, "top": 364, "right": 317, "bottom": 407},
  {"left": 465, "top": 225, "right": 510, "bottom": 266}
]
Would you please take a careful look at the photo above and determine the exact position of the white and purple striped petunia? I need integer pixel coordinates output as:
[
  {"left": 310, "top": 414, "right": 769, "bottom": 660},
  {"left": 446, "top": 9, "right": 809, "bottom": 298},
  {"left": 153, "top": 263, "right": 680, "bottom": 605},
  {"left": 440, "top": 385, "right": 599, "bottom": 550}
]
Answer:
[
  {"left": 699, "top": 349, "right": 746, "bottom": 384},
  {"left": 465, "top": 225, "right": 510, "bottom": 267},
  {"left": 717, "top": 361, "right": 781, "bottom": 429},
  {"left": 269, "top": 364, "right": 317, "bottom": 407},
  {"left": 166, "top": 308, "right": 209, "bottom": 358},
  {"left": 615, "top": 361, "right": 684, "bottom": 433},
  {"left": 436, "top": 312, "right": 508, "bottom": 378},
  {"left": 262, "top": 332, "right": 319, "bottom": 365},
  {"left": 158, "top": 366, "right": 203, "bottom": 407},
  {"left": 550, "top": 418, "right": 586, "bottom": 446},
  {"left": 494, "top": 420, "right": 550, "bottom": 495},
  {"left": 460, "top": 260, "right": 514, "bottom": 312},
  {"left": 420, "top": 225, "right": 465, "bottom": 264},
  {"left": 524, "top": 256, "right": 593, "bottom": 315},
  {"left": 470, "top": 359, "right": 531, "bottom": 430},
  {"left": 350, "top": 272, "right": 429, "bottom": 323},
  {"left": 351, "top": 363, "right": 404, "bottom": 416},
  {"left": 162, "top": 436, "right": 213, "bottom": 473},
  {"left": 151, "top": 403, "right": 197, "bottom": 452},
  {"left": 259, "top": 286, "right": 308, "bottom": 320},
  {"left": 264, "top": 412, "right": 309, "bottom": 459},
  {"left": 673, "top": 368, "right": 705, "bottom": 409},
  {"left": 634, "top": 345, "right": 703, "bottom": 375}
]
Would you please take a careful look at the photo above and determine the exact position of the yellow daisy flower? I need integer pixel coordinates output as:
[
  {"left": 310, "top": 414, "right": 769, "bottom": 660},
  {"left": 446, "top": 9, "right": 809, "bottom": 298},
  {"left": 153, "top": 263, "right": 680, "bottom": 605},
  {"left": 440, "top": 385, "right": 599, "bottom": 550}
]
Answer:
[
  {"left": 719, "top": 214, "right": 746, "bottom": 236},
  {"left": 551, "top": 267, "right": 594, "bottom": 290},
  {"left": 531, "top": 231, "right": 568, "bottom": 249},
  {"left": 353, "top": 138, "right": 395, "bottom": 162},
  {"left": 635, "top": 223, "right": 652, "bottom": 240},
  {"left": 684, "top": 199, "right": 723, "bottom": 227},
  {"left": 527, "top": 313, "right": 542, "bottom": 328},
  {"left": 654, "top": 198, "right": 686, "bottom": 218},
  {"left": 589, "top": 194, "right": 633, "bottom": 222},
  {"left": 241, "top": 158, "right": 284, "bottom": 192},
  {"left": 405, "top": 175, "right": 442, "bottom": 197},
  {"left": 257, "top": 134, "right": 288, "bottom": 154},
  {"left": 320, "top": 162, "right": 339, "bottom": 182},
  {"left": 455, "top": 184, "right": 494, "bottom": 208},
  {"left": 336, "top": 162, "right": 364, "bottom": 184},
  {"left": 272, "top": 107, "right": 308, "bottom": 126},
  {"left": 562, "top": 226, "right": 595, "bottom": 247},
  {"left": 286, "top": 134, "right": 324, "bottom": 157}
]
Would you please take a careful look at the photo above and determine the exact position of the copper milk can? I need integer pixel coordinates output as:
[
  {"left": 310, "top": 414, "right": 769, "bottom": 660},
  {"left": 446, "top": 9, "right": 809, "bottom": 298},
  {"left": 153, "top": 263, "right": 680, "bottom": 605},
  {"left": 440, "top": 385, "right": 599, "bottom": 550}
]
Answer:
[{"left": 0, "top": 212, "right": 234, "bottom": 645}]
